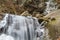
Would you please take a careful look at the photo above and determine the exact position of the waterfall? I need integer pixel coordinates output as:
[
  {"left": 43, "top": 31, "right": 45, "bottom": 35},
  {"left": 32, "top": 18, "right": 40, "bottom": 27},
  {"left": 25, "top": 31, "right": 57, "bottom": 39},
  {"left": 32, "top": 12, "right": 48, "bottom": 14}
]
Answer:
[
  {"left": 45, "top": 0, "right": 57, "bottom": 14},
  {"left": 0, "top": 14, "right": 45, "bottom": 40}
]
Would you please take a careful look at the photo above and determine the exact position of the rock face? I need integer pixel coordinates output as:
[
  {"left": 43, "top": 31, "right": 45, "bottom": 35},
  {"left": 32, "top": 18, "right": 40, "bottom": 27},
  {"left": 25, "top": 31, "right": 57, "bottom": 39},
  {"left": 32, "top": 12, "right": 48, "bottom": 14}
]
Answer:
[
  {"left": 45, "top": 9, "right": 60, "bottom": 40},
  {"left": 56, "top": 0, "right": 60, "bottom": 4},
  {"left": 56, "top": 0, "right": 60, "bottom": 9}
]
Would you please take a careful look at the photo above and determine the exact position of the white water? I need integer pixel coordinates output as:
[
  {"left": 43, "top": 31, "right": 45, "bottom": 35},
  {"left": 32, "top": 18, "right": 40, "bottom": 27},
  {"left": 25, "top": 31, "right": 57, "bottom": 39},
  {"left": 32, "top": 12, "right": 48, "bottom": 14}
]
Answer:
[
  {"left": 0, "top": 34, "right": 14, "bottom": 40},
  {"left": 44, "top": 0, "right": 57, "bottom": 40},
  {"left": 45, "top": 0, "right": 57, "bottom": 14},
  {"left": 0, "top": 14, "right": 45, "bottom": 40}
]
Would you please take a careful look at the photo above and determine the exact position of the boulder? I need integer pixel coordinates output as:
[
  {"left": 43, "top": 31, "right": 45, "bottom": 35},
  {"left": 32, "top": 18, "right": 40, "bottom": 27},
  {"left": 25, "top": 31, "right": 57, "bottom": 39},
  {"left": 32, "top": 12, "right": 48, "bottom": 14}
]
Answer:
[{"left": 45, "top": 9, "right": 60, "bottom": 40}]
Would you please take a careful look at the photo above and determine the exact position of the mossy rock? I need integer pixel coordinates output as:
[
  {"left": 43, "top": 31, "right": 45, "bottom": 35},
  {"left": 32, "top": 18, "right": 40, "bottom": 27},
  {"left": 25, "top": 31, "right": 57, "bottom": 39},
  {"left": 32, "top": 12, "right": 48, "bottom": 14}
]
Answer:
[{"left": 45, "top": 9, "right": 60, "bottom": 40}]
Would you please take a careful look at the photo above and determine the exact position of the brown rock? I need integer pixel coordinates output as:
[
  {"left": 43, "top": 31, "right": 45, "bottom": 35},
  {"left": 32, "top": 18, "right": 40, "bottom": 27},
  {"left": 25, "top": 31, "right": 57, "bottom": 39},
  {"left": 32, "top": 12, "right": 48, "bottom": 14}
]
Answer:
[
  {"left": 56, "top": 0, "right": 60, "bottom": 4},
  {"left": 45, "top": 9, "right": 60, "bottom": 40}
]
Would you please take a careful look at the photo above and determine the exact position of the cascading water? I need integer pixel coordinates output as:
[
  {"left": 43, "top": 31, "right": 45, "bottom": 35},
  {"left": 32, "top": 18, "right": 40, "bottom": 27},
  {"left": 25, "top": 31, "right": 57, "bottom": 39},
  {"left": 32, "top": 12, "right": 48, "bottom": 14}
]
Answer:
[
  {"left": 0, "top": 14, "right": 45, "bottom": 40},
  {"left": 45, "top": 0, "right": 57, "bottom": 14},
  {"left": 43, "top": 0, "right": 58, "bottom": 40}
]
